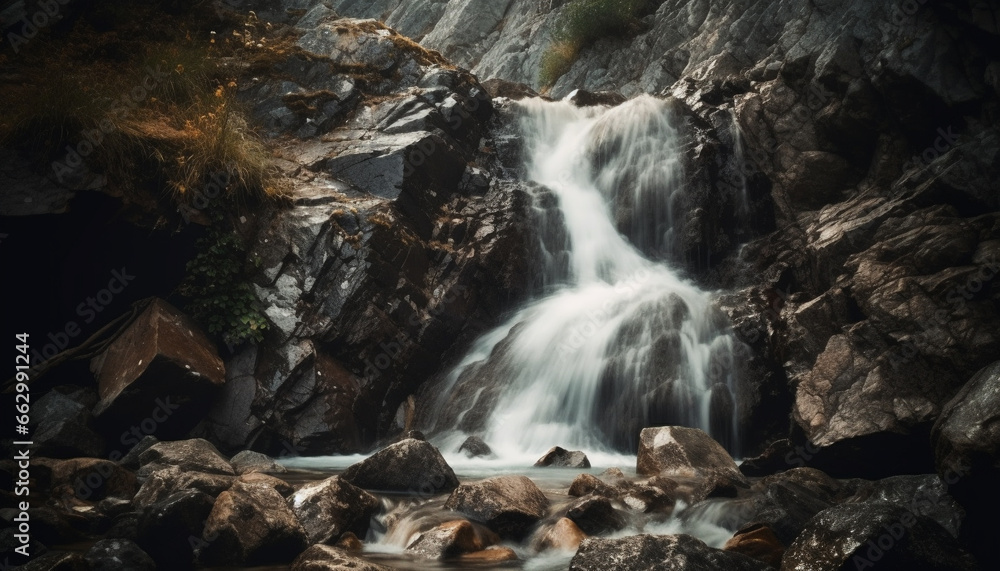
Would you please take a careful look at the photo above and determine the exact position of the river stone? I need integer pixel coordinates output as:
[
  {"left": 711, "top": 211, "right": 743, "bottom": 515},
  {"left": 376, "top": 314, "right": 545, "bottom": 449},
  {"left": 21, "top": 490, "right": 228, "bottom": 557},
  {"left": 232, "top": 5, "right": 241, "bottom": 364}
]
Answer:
[
  {"left": 32, "top": 387, "right": 105, "bottom": 459},
  {"left": 136, "top": 489, "right": 215, "bottom": 570},
  {"left": 458, "top": 436, "right": 492, "bottom": 458},
  {"left": 236, "top": 472, "right": 295, "bottom": 497},
  {"left": 84, "top": 539, "right": 155, "bottom": 571},
  {"left": 405, "top": 520, "right": 486, "bottom": 560},
  {"left": 534, "top": 446, "right": 591, "bottom": 468},
  {"left": 444, "top": 475, "right": 549, "bottom": 539},
  {"left": 569, "top": 474, "right": 616, "bottom": 498},
  {"left": 288, "top": 476, "right": 380, "bottom": 544},
  {"left": 291, "top": 544, "right": 394, "bottom": 571},
  {"left": 781, "top": 502, "right": 977, "bottom": 571},
  {"left": 637, "top": 426, "right": 746, "bottom": 484},
  {"left": 132, "top": 466, "right": 234, "bottom": 510},
  {"left": 570, "top": 534, "right": 770, "bottom": 570},
  {"left": 566, "top": 496, "right": 628, "bottom": 535},
  {"left": 200, "top": 481, "right": 308, "bottom": 565},
  {"left": 724, "top": 524, "right": 785, "bottom": 569},
  {"left": 541, "top": 517, "right": 587, "bottom": 551},
  {"left": 341, "top": 438, "right": 458, "bottom": 494},
  {"left": 138, "top": 438, "right": 234, "bottom": 477},
  {"left": 230, "top": 450, "right": 288, "bottom": 475}
]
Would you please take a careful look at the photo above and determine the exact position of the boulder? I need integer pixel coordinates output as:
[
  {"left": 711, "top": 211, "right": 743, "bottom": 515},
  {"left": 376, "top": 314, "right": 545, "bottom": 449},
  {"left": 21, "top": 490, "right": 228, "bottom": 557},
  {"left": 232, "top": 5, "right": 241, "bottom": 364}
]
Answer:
[
  {"left": 567, "top": 89, "right": 627, "bottom": 107},
  {"left": 931, "top": 359, "right": 1000, "bottom": 564},
  {"left": 200, "top": 481, "right": 309, "bottom": 565},
  {"left": 132, "top": 466, "right": 234, "bottom": 510},
  {"left": 14, "top": 552, "right": 89, "bottom": 571},
  {"left": 459, "top": 546, "right": 519, "bottom": 563},
  {"left": 236, "top": 472, "right": 294, "bottom": 497},
  {"left": 851, "top": 475, "right": 964, "bottom": 538},
  {"left": 136, "top": 489, "right": 215, "bottom": 570},
  {"left": 781, "top": 503, "right": 977, "bottom": 571},
  {"left": 565, "top": 496, "right": 628, "bottom": 535},
  {"left": 341, "top": 439, "right": 458, "bottom": 494},
  {"left": 541, "top": 517, "right": 587, "bottom": 551},
  {"left": 287, "top": 476, "right": 380, "bottom": 544},
  {"left": 570, "top": 534, "right": 770, "bottom": 571},
  {"left": 117, "top": 436, "right": 159, "bottom": 470},
  {"left": 31, "top": 386, "right": 105, "bottom": 459},
  {"left": 444, "top": 475, "right": 549, "bottom": 539},
  {"left": 291, "top": 544, "right": 393, "bottom": 571},
  {"left": 743, "top": 468, "right": 842, "bottom": 546},
  {"left": 42, "top": 458, "right": 137, "bottom": 502},
  {"left": 90, "top": 299, "right": 225, "bottom": 438},
  {"left": 534, "top": 446, "right": 591, "bottom": 468},
  {"left": 138, "top": 439, "right": 234, "bottom": 477},
  {"left": 636, "top": 427, "right": 746, "bottom": 484},
  {"left": 405, "top": 520, "right": 487, "bottom": 560},
  {"left": 84, "top": 539, "right": 155, "bottom": 571},
  {"left": 569, "top": 473, "right": 615, "bottom": 498},
  {"left": 458, "top": 436, "right": 492, "bottom": 458},
  {"left": 230, "top": 450, "right": 287, "bottom": 475},
  {"left": 724, "top": 524, "right": 784, "bottom": 568}
]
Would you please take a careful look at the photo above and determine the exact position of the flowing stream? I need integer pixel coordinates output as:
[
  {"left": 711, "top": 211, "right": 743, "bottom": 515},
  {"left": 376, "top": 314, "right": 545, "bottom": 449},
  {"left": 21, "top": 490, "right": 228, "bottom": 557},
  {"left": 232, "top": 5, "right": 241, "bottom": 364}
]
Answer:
[{"left": 424, "top": 95, "right": 741, "bottom": 459}]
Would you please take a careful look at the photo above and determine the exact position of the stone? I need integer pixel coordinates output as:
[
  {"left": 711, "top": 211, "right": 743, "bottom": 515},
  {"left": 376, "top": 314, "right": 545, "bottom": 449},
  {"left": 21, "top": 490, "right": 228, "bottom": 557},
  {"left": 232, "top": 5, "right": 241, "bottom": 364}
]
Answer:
[
  {"left": 567, "top": 89, "right": 627, "bottom": 107},
  {"left": 200, "top": 481, "right": 309, "bottom": 566},
  {"left": 565, "top": 496, "right": 628, "bottom": 535},
  {"left": 291, "top": 544, "right": 394, "bottom": 571},
  {"left": 541, "top": 517, "right": 587, "bottom": 551},
  {"left": 42, "top": 458, "right": 137, "bottom": 502},
  {"left": 458, "top": 436, "right": 492, "bottom": 458},
  {"left": 138, "top": 439, "right": 235, "bottom": 477},
  {"left": 118, "top": 436, "right": 159, "bottom": 470},
  {"left": 782, "top": 502, "right": 977, "bottom": 571},
  {"left": 636, "top": 426, "right": 746, "bottom": 485},
  {"left": 84, "top": 539, "right": 155, "bottom": 571},
  {"left": 724, "top": 524, "right": 784, "bottom": 569},
  {"left": 90, "top": 299, "right": 225, "bottom": 438},
  {"left": 405, "top": 520, "right": 486, "bottom": 559},
  {"left": 341, "top": 439, "right": 458, "bottom": 494},
  {"left": 288, "top": 476, "right": 380, "bottom": 544},
  {"left": 534, "top": 446, "right": 591, "bottom": 468},
  {"left": 569, "top": 473, "right": 615, "bottom": 498},
  {"left": 136, "top": 489, "right": 215, "bottom": 570},
  {"left": 31, "top": 386, "right": 105, "bottom": 459},
  {"left": 458, "top": 546, "right": 519, "bottom": 563},
  {"left": 570, "top": 534, "right": 770, "bottom": 571},
  {"left": 230, "top": 450, "right": 287, "bottom": 475},
  {"left": 132, "top": 466, "right": 234, "bottom": 510},
  {"left": 444, "top": 475, "right": 549, "bottom": 539},
  {"left": 14, "top": 552, "right": 89, "bottom": 571},
  {"left": 236, "top": 472, "right": 295, "bottom": 497}
]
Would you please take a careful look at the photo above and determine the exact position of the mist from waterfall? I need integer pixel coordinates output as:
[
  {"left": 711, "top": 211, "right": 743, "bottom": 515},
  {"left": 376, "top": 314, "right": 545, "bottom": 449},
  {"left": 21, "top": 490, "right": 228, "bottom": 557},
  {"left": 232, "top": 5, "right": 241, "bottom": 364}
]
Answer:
[{"left": 425, "top": 95, "right": 740, "bottom": 460}]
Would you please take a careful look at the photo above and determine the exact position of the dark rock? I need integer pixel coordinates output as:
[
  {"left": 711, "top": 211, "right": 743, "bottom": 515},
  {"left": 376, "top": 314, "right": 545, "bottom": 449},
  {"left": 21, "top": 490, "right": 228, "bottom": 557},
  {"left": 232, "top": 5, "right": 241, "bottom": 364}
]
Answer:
[
  {"left": 568, "top": 474, "right": 615, "bottom": 498},
  {"left": 14, "top": 551, "right": 89, "bottom": 571},
  {"left": 481, "top": 78, "right": 540, "bottom": 100},
  {"left": 565, "top": 495, "right": 628, "bottom": 535},
  {"left": 84, "top": 539, "right": 155, "bottom": 571},
  {"left": 31, "top": 386, "right": 105, "bottom": 459},
  {"left": 534, "top": 446, "right": 591, "bottom": 468},
  {"left": 570, "top": 534, "right": 769, "bottom": 571},
  {"left": 291, "top": 544, "right": 393, "bottom": 571},
  {"left": 136, "top": 489, "right": 215, "bottom": 570},
  {"left": 743, "top": 468, "right": 842, "bottom": 546},
  {"left": 567, "top": 89, "right": 627, "bottom": 107},
  {"left": 0, "top": 526, "right": 47, "bottom": 567},
  {"left": 42, "top": 458, "right": 137, "bottom": 502},
  {"left": 724, "top": 524, "right": 784, "bottom": 569},
  {"left": 781, "top": 502, "right": 977, "bottom": 571},
  {"left": 851, "top": 475, "right": 964, "bottom": 538},
  {"left": 288, "top": 476, "right": 380, "bottom": 544},
  {"left": 405, "top": 519, "right": 489, "bottom": 560},
  {"left": 404, "top": 430, "right": 426, "bottom": 441},
  {"left": 341, "top": 439, "right": 458, "bottom": 494},
  {"left": 91, "top": 299, "right": 225, "bottom": 438},
  {"left": 132, "top": 467, "right": 234, "bottom": 510},
  {"left": 739, "top": 439, "right": 796, "bottom": 477},
  {"left": 236, "top": 472, "right": 294, "bottom": 497},
  {"left": 458, "top": 436, "right": 492, "bottom": 458},
  {"left": 138, "top": 439, "right": 234, "bottom": 477},
  {"left": 444, "top": 475, "right": 549, "bottom": 539},
  {"left": 230, "top": 450, "right": 287, "bottom": 475},
  {"left": 200, "top": 480, "right": 309, "bottom": 566},
  {"left": 931, "top": 359, "right": 1000, "bottom": 565},
  {"left": 117, "top": 436, "right": 159, "bottom": 471},
  {"left": 636, "top": 426, "right": 746, "bottom": 485}
]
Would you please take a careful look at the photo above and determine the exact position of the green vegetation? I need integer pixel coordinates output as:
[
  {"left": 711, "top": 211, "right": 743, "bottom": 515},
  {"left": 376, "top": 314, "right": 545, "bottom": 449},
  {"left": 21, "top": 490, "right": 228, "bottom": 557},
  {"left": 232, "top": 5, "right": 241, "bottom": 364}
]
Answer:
[
  {"left": 539, "top": 0, "right": 647, "bottom": 88},
  {"left": 180, "top": 210, "right": 269, "bottom": 347}
]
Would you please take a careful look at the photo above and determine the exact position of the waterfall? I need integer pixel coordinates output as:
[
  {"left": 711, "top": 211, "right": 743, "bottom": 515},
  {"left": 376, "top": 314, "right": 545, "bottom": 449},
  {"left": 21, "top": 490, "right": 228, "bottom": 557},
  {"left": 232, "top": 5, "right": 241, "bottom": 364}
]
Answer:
[{"left": 425, "top": 95, "right": 740, "bottom": 459}]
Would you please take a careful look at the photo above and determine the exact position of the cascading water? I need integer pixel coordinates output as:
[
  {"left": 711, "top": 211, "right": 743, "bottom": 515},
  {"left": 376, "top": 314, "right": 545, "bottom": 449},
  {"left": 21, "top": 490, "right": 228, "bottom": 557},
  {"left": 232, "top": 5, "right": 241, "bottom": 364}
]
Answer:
[{"left": 425, "top": 95, "right": 741, "bottom": 459}]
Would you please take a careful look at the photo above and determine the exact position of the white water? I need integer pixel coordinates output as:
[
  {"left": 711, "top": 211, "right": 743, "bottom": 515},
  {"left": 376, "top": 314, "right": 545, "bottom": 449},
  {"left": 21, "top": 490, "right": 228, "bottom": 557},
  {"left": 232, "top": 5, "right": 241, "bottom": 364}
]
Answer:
[{"left": 425, "top": 96, "right": 741, "bottom": 459}]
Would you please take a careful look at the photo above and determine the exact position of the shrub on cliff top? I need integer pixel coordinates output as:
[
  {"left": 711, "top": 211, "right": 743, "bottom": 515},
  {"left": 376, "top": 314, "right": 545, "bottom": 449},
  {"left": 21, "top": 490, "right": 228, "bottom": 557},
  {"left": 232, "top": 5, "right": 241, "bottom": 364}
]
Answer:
[{"left": 540, "top": 0, "right": 647, "bottom": 88}]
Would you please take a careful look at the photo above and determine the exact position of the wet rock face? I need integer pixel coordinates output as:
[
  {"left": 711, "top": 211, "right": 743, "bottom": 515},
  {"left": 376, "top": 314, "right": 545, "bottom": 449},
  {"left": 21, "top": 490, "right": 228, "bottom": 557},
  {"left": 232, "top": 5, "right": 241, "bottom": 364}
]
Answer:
[
  {"left": 288, "top": 476, "right": 380, "bottom": 544},
  {"left": 636, "top": 426, "right": 746, "bottom": 484},
  {"left": 291, "top": 544, "right": 394, "bottom": 571},
  {"left": 781, "top": 502, "right": 977, "bottom": 571},
  {"left": 138, "top": 439, "right": 234, "bottom": 477},
  {"left": 570, "top": 534, "right": 770, "bottom": 571},
  {"left": 341, "top": 438, "right": 459, "bottom": 494},
  {"left": 444, "top": 475, "right": 549, "bottom": 539}
]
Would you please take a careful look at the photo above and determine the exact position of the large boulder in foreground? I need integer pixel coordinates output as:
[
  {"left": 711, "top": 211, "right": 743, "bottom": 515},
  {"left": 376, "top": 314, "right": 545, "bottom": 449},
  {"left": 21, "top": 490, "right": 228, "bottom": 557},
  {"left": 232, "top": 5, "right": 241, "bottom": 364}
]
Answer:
[
  {"left": 570, "top": 534, "right": 769, "bottom": 570},
  {"left": 931, "top": 359, "right": 1000, "bottom": 564},
  {"left": 291, "top": 544, "right": 393, "bottom": 571},
  {"left": 84, "top": 539, "right": 155, "bottom": 571},
  {"left": 444, "top": 475, "right": 549, "bottom": 539},
  {"left": 91, "top": 299, "right": 225, "bottom": 437},
  {"left": 341, "top": 439, "right": 458, "bottom": 494},
  {"left": 136, "top": 489, "right": 215, "bottom": 570},
  {"left": 288, "top": 476, "right": 380, "bottom": 544},
  {"left": 200, "top": 481, "right": 308, "bottom": 566},
  {"left": 781, "top": 503, "right": 977, "bottom": 571},
  {"left": 138, "top": 439, "right": 235, "bottom": 477},
  {"left": 636, "top": 426, "right": 745, "bottom": 484}
]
